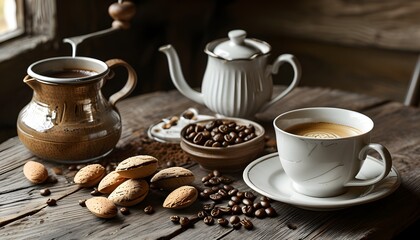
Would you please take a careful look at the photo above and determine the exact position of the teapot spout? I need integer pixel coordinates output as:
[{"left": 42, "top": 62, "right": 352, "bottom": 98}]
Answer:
[
  {"left": 23, "top": 75, "right": 41, "bottom": 92},
  {"left": 159, "top": 44, "right": 204, "bottom": 105}
]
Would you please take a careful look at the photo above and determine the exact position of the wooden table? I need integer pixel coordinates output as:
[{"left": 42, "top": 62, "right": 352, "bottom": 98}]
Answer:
[{"left": 0, "top": 86, "right": 419, "bottom": 239}]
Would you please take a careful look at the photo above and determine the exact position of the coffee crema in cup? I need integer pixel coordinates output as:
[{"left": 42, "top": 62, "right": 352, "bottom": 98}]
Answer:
[
  {"left": 45, "top": 69, "right": 98, "bottom": 78},
  {"left": 285, "top": 122, "right": 362, "bottom": 139}
]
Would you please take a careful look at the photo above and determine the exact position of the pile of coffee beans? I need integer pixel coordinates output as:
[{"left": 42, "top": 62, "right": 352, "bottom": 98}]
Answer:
[
  {"left": 170, "top": 170, "right": 277, "bottom": 231},
  {"left": 183, "top": 120, "right": 257, "bottom": 147}
]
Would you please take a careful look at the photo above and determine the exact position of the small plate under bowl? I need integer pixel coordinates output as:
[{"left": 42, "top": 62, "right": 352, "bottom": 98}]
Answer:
[{"left": 243, "top": 152, "right": 401, "bottom": 211}]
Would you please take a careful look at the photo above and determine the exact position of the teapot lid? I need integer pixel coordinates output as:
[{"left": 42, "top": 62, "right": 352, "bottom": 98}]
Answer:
[{"left": 209, "top": 30, "right": 270, "bottom": 60}]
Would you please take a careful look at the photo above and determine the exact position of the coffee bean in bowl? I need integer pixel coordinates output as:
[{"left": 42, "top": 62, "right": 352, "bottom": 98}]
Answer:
[{"left": 180, "top": 118, "right": 265, "bottom": 172}]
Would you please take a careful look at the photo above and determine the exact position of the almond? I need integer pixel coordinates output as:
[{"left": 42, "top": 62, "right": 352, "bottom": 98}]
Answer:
[
  {"left": 150, "top": 167, "right": 195, "bottom": 191},
  {"left": 23, "top": 160, "right": 48, "bottom": 184},
  {"left": 115, "top": 155, "right": 158, "bottom": 179},
  {"left": 74, "top": 164, "right": 106, "bottom": 188},
  {"left": 108, "top": 179, "right": 149, "bottom": 206},
  {"left": 97, "top": 170, "right": 127, "bottom": 194},
  {"left": 85, "top": 197, "right": 118, "bottom": 219},
  {"left": 163, "top": 185, "right": 198, "bottom": 209}
]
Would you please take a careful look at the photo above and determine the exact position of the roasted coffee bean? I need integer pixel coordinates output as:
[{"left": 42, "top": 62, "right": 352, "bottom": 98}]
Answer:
[
  {"left": 203, "top": 181, "right": 213, "bottom": 187},
  {"left": 244, "top": 133, "right": 256, "bottom": 141},
  {"left": 199, "top": 191, "right": 209, "bottom": 200},
  {"left": 211, "top": 186, "right": 220, "bottom": 192},
  {"left": 212, "top": 170, "right": 221, "bottom": 177},
  {"left": 213, "top": 133, "right": 224, "bottom": 142},
  {"left": 186, "top": 125, "right": 195, "bottom": 135},
  {"left": 197, "top": 210, "right": 208, "bottom": 219},
  {"left": 287, "top": 222, "right": 298, "bottom": 230},
  {"left": 203, "top": 188, "right": 214, "bottom": 194},
  {"left": 202, "top": 175, "right": 212, "bottom": 183},
  {"left": 218, "top": 189, "right": 229, "bottom": 198},
  {"left": 260, "top": 196, "right": 271, "bottom": 202},
  {"left": 193, "top": 132, "right": 204, "bottom": 144},
  {"left": 209, "top": 177, "right": 220, "bottom": 185},
  {"left": 220, "top": 176, "right": 233, "bottom": 184},
  {"left": 222, "top": 141, "right": 229, "bottom": 147},
  {"left": 166, "top": 160, "right": 175, "bottom": 167},
  {"left": 90, "top": 188, "right": 102, "bottom": 196},
  {"left": 229, "top": 215, "right": 240, "bottom": 224},
  {"left": 170, "top": 215, "right": 180, "bottom": 223},
  {"left": 195, "top": 125, "right": 204, "bottom": 133},
  {"left": 241, "top": 218, "right": 254, "bottom": 230},
  {"left": 224, "top": 134, "right": 235, "bottom": 143},
  {"left": 228, "top": 200, "right": 236, "bottom": 207},
  {"left": 253, "top": 202, "right": 262, "bottom": 209},
  {"left": 204, "top": 139, "right": 214, "bottom": 147},
  {"left": 236, "top": 191, "right": 245, "bottom": 199},
  {"left": 209, "top": 193, "right": 223, "bottom": 202},
  {"left": 46, "top": 198, "right": 57, "bottom": 206},
  {"left": 203, "top": 203, "right": 214, "bottom": 211},
  {"left": 235, "top": 125, "right": 245, "bottom": 132},
  {"left": 231, "top": 205, "right": 242, "bottom": 215},
  {"left": 210, "top": 208, "right": 222, "bottom": 217},
  {"left": 218, "top": 217, "right": 229, "bottom": 227},
  {"left": 40, "top": 188, "right": 51, "bottom": 196},
  {"left": 187, "top": 132, "right": 197, "bottom": 140},
  {"left": 261, "top": 200, "right": 271, "bottom": 208},
  {"left": 144, "top": 205, "right": 154, "bottom": 214},
  {"left": 235, "top": 138, "right": 244, "bottom": 144},
  {"left": 242, "top": 198, "right": 253, "bottom": 206},
  {"left": 223, "top": 185, "right": 234, "bottom": 191},
  {"left": 120, "top": 207, "right": 130, "bottom": 215},
  {"left": 218, "top": 206, "right": 232, "bottom": 215},
  {"left": 78, "top": 199, "right": 87, "bottom": 207},
  {"left": 244, "top": 191, "right": 256, "bottom": 200},
  {"left": 255, "top": 208, "right": 267, "bottom": 219},
  {"left": 205, "top": 121, "right": 216, "bottom": 130},
  {"left": 218, "top": 125, "right": 229, "bottom": 133},
  {"left": 231, "top": 196, "right": 241, "bottom": 203},
  {"left": 212, "top": 142, "right": 222, "bottom": 147},
  {"left": 238, "top": 131, "right": 246, "bottom": 138},
  {"left": 241, "top": 205, "right": 254, "bottom": 217},
  {"left": 203, "top": 216, "right": 214, "bottom": 225},
  {"left": 265, "top": 207, "right": 278, "bottom": 217},
  {"left": 180, "top": 217, "right": 190, "bottom": 228},
  {"left": 228, "top": 189, "right": 239, "bottom": 196}
]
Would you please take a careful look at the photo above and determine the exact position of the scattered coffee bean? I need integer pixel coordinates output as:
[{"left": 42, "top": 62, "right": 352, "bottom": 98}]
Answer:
[
  {"left": 197, "top": 210, "right": 208, "bottom": 219},
  {"left": 68, "top": 165, "right": 77, "bottom": 171},
  {"left": 166, "top": 160, "right": 175, "bottom": 168},
  {"left": 203, "top": 203, "right": 214, "bottom": 212},
  {"left": 260, "top": 200, "right": 271, "bottom": 208},
  {"left": 287, "top": 222, "right": 298, "bottom": 230},
  {"left": 232, "top": 222, "right": 242, "bottom": 230},
  {"left": 78, "top": 199, "right": 87, "bottom": 207},
  {"left": 242, "top": 205, "right": 254, "bottom": 217},
  {"left": 120, "top": 207, "right": 130, "bottom": 215},
  {"left": 210, "top": 208, "right": 222, "bottom": 218},
  {"left": 230, "top": 215, "right": 240, "bottom": 225},
  {"left": 236, "top": 191, "right": 245, "bottom": 199},
  {"left": 260, "top": 196, "right": 271, "bottom": 202},
  {"left": 242, "top": 198, "right": 253, "bottom": 206},
  {"left": 244, "top": 191, "right": 255, "bottom": 200},
  {"left": 255, "top": 208, "right": 267, "bottom": 219},
  {"left": 202, "top": 175, "right": 211, "bottom": 183},
  {"left": 253, "top": 202, "right": 262, "bottom": 209},
  {"left": 144, "top": 205, "right": 154, "bottom": 214},
  {"left": 217, "top": 218, "right": 229, "bottom": 227},
  {"left": 209, "top": 193, "right": 223, "bottom": 202},
  {"left": 265, "top": 207, "right": 278, "bottom": 217},
  {"left": 180, "top": 217, "right": 190, "bottom": 228},
  {"left": 223, "top": 185, "right": 234, "bottom": 191},
  {"left": 203, "top": 216, "right": 214, "bottom": 225},
  {"left": 90, "top": 188, "right": 102, "bottom": 196},
  {"left": 231, "top": 205, "right": 242, "bottom": 215},
  {"left": 170, "top": 215, "right": 180, "bottom": 223},
  {"left": 241, "top": 218, "right": 254, "bottom": 230},
  {"left": 40, "top": 188, "right": 51, "bottom": 196},
  {"left": 228, "top": 189, "right": 238, "bottom": 196},
  {"left": 218, "top": 206, "right": 231, "bottom": 215},
  {"left": 46, "top": 198, "right": 57, "bottom": 206}
]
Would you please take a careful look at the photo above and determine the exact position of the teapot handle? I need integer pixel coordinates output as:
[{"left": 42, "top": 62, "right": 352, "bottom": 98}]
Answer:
[
  {"left": 105, "top": 59, "right": 138, "bottom": 106},
  {"left": 261, "top": 54, "right": 301, "bottom": 112}
]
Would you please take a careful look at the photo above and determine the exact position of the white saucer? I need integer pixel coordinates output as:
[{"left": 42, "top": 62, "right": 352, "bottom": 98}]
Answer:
[{"left": 243, "top": 152, "right": 401, "bottom": 211}]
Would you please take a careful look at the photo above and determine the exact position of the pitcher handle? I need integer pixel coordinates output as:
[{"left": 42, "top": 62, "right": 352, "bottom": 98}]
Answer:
[
  {"left": 261, "top": 54, "right": 301, "bottom": 112},
  {"left": 106, "top": 59, "right": 138, "bottom": 106}
]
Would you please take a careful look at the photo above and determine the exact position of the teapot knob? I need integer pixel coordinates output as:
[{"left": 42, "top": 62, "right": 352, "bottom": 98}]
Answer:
[{"left": 228, "top": 30, "right": 247, "bottom": 45}]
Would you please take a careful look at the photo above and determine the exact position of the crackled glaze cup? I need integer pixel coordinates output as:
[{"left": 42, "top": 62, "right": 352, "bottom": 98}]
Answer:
[
  {"left": 273, "top": 107, "right": 392, "bottom": 197},
  {"left": 17, "top": 56, "right": 137, "bottom": 163}
]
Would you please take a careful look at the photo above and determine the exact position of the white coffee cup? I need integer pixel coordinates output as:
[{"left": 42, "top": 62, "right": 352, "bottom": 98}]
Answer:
[{"left": 273, "top": 107, "right": 392, "bottom": 197}]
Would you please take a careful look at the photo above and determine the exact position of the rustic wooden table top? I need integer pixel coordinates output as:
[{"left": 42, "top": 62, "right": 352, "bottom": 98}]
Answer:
[{"left": 0, "top": 86, "right": 419, "bottom": 239}]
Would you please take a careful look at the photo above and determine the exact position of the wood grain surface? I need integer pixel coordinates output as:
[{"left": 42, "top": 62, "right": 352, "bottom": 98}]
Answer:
[{"left": 0, "top": 86, "right": 418, "bottom": 239}]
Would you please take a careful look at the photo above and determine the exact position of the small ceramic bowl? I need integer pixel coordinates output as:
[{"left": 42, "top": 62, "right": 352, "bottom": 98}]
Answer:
[{"left": 180, "top": 118, "right": 265, "bottom": 172}]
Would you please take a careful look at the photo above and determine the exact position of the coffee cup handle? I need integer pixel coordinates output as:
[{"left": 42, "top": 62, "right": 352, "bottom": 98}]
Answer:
[
  {"left": 344, "top": 143, "right": 393, "bottom": 187},
  {"left": 105, "top": 59, "right": 138, "bottom": 106},
  {"left": 260, "top": 54, "right": 302, "bottom": 112}
]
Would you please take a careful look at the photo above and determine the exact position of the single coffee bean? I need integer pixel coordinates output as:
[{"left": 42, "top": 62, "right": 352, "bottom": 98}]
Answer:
[
  {"left": 209, "top": 193, "right": 223, "bottom": 202},
  {"left": 240, "top": 218, "right": 254, "bottom": 230},
  {"left": 68, "top": 165, "right": 77, "bottom": 171},
  {"left": 203, "top": 203, "right": 214, "bottom": 212},
  {"left": 230, "top": 215, "right": 240, "bottom": 224},
  {"left": 242, "top": 198, "right": 253, "bottom": 206},
  {"left": 228, "top": 189, "right": 238, "bottom": 196},
  {"left": 199, "top": 191, "right": 209, "bottom": 200},
  {"left": 170, "top": 215, "right": 180, "bottom": 223},
  {"left": 212, "top": 142, "right": 222, "bottom": 147},
  {"left": 213, "top": 170, "right": 221, "bottom": 177},
  {"left": 187, "top": 132, "right": 197, "bottom": 140},
  {"left": 205, "top": 121, "right": 216, "bottom": 130},
  {"left": 144, "top": 205, "right": 154, "bottom": 214},
  {"left": 40, "top": 188, "right": 51, "bottom": 196},
  {"left": 120, "top": 207, "right": 130, "bottom": 215},
  {"left": 218, "top": 218, "right": 229, "bottom": 227},
  {"left": 231, "top": 205, "right": 242, "bottom": 215},
  {"left": 218, "top": 189, "right": 229, "bottom": 198},
  {"left": 244, "top": 191, "right": 256, "bottom": 200},
  {"left": 78, "top": 199, "right": 87, "bottom": 207},
  {"left": 202, "top": 130, "right": 211, "bottom": 139},
  {"left": 236, "top": 191, "right": 245, "bottom": 199},
  {"left": 166, "top": 160, "right": 175, "bottom": 167},
  {"left": 232, "top": 222, "right": 242, "bottom": 230},
  {"left": 213, "top": 133, "right": 224, "bottom": 142},
  {"left": 255, "top": 208, "right": 267, "bottom": 219},
  {"left": 203, "top": 216, "right": 214, "bottom": 225},
  {"left": 180, "top": 217, "right": 190, "bottom": 228},
  {"left": 208, "top": 177, "right": 220, "bottom": 185},
  {"left": 265, "top": 207, "right": 278, "bottom": 217},
  {"left": 218, "top": 206, "right": 232, "bottom": 215},
  {"left": 46, "top": 198, "right": 57, "bottom": 206},
  {"left": 287, "top": 222, "right": 298, "bottom": 230},
  {"left": 203, "top": 188, "right": 215, "bottom": 194},
  {"left": 231, "top": 196, "right": 241, "bottom": 203},
  {"left": 218, "top": 125, "right": 229, "bottom": 133},
  {"left": 223, "top": 185, "right": 234, "bottom": 191},
  {"left": 235, "top": 137, "right": 244, "bottom": 144},
  {"left": 197, "top": 210, "right": 208, "bottom": 219},
  {"left": 228, "top": 200, "right": 236, "bottom": 207},
  {"left": 260, "top": 196, "right": 271, "bottom": 202},
  {"left": 210, "top": 208, "right": 222, "bottom": 217},
  {"left": 235, "top": 125, "right": 245, "bottom": 132},
  {"left": 261, "top": 200, "right": 271, "bottom": 208},
  {"left": 204, "top": 139, "right": 214, "bottom": 147},
  {"left": 220, "top": 176, "right": 233, "bottom": 184},
  {"left": 211, "top": 186, "right": 220, "bottom": 192},
  {"left": 241, "top": 205, "right": 254, "bottom": 217},
  {"left": 253, "top": 202, "right": 262, "bottom": 209},
  {"left": 195, "top": 125, "right": 204, "bottom": 133},
  {"left": 222, "top": 141, "right": 229, "bottom": 147},
  {"left": 186, "top": 125, "right": 195, "bottom": 135}
]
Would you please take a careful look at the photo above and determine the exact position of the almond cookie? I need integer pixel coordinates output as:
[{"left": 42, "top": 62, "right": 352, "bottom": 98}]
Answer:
[
  {"left": 74, "top": 164, "right": 106, "bottom": 188},
  {"left": 23, "top": 160, "right": 48, "bottom": 184},
  {"left": 163, "top": 185, "right": 198, "bottom": 209},
  {"left": 85, "top": 197, "right": 118, "bottom": 219},
  {"left": 115, "top": 155, "right": 158, "bottom": 179},
  {"left": 150, "top": 167, "right": 195, "bottom": 191},
  {"left": 108, "top": 179, "right": 149, "bottom": 206},
  {"left": 98, "top": 171, "right": 127, "bottom": 194}
]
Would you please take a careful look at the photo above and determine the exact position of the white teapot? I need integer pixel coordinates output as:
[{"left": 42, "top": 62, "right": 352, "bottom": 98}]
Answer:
[{"left": 159, "top": 29, "right": 301, "bottom": 118}]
